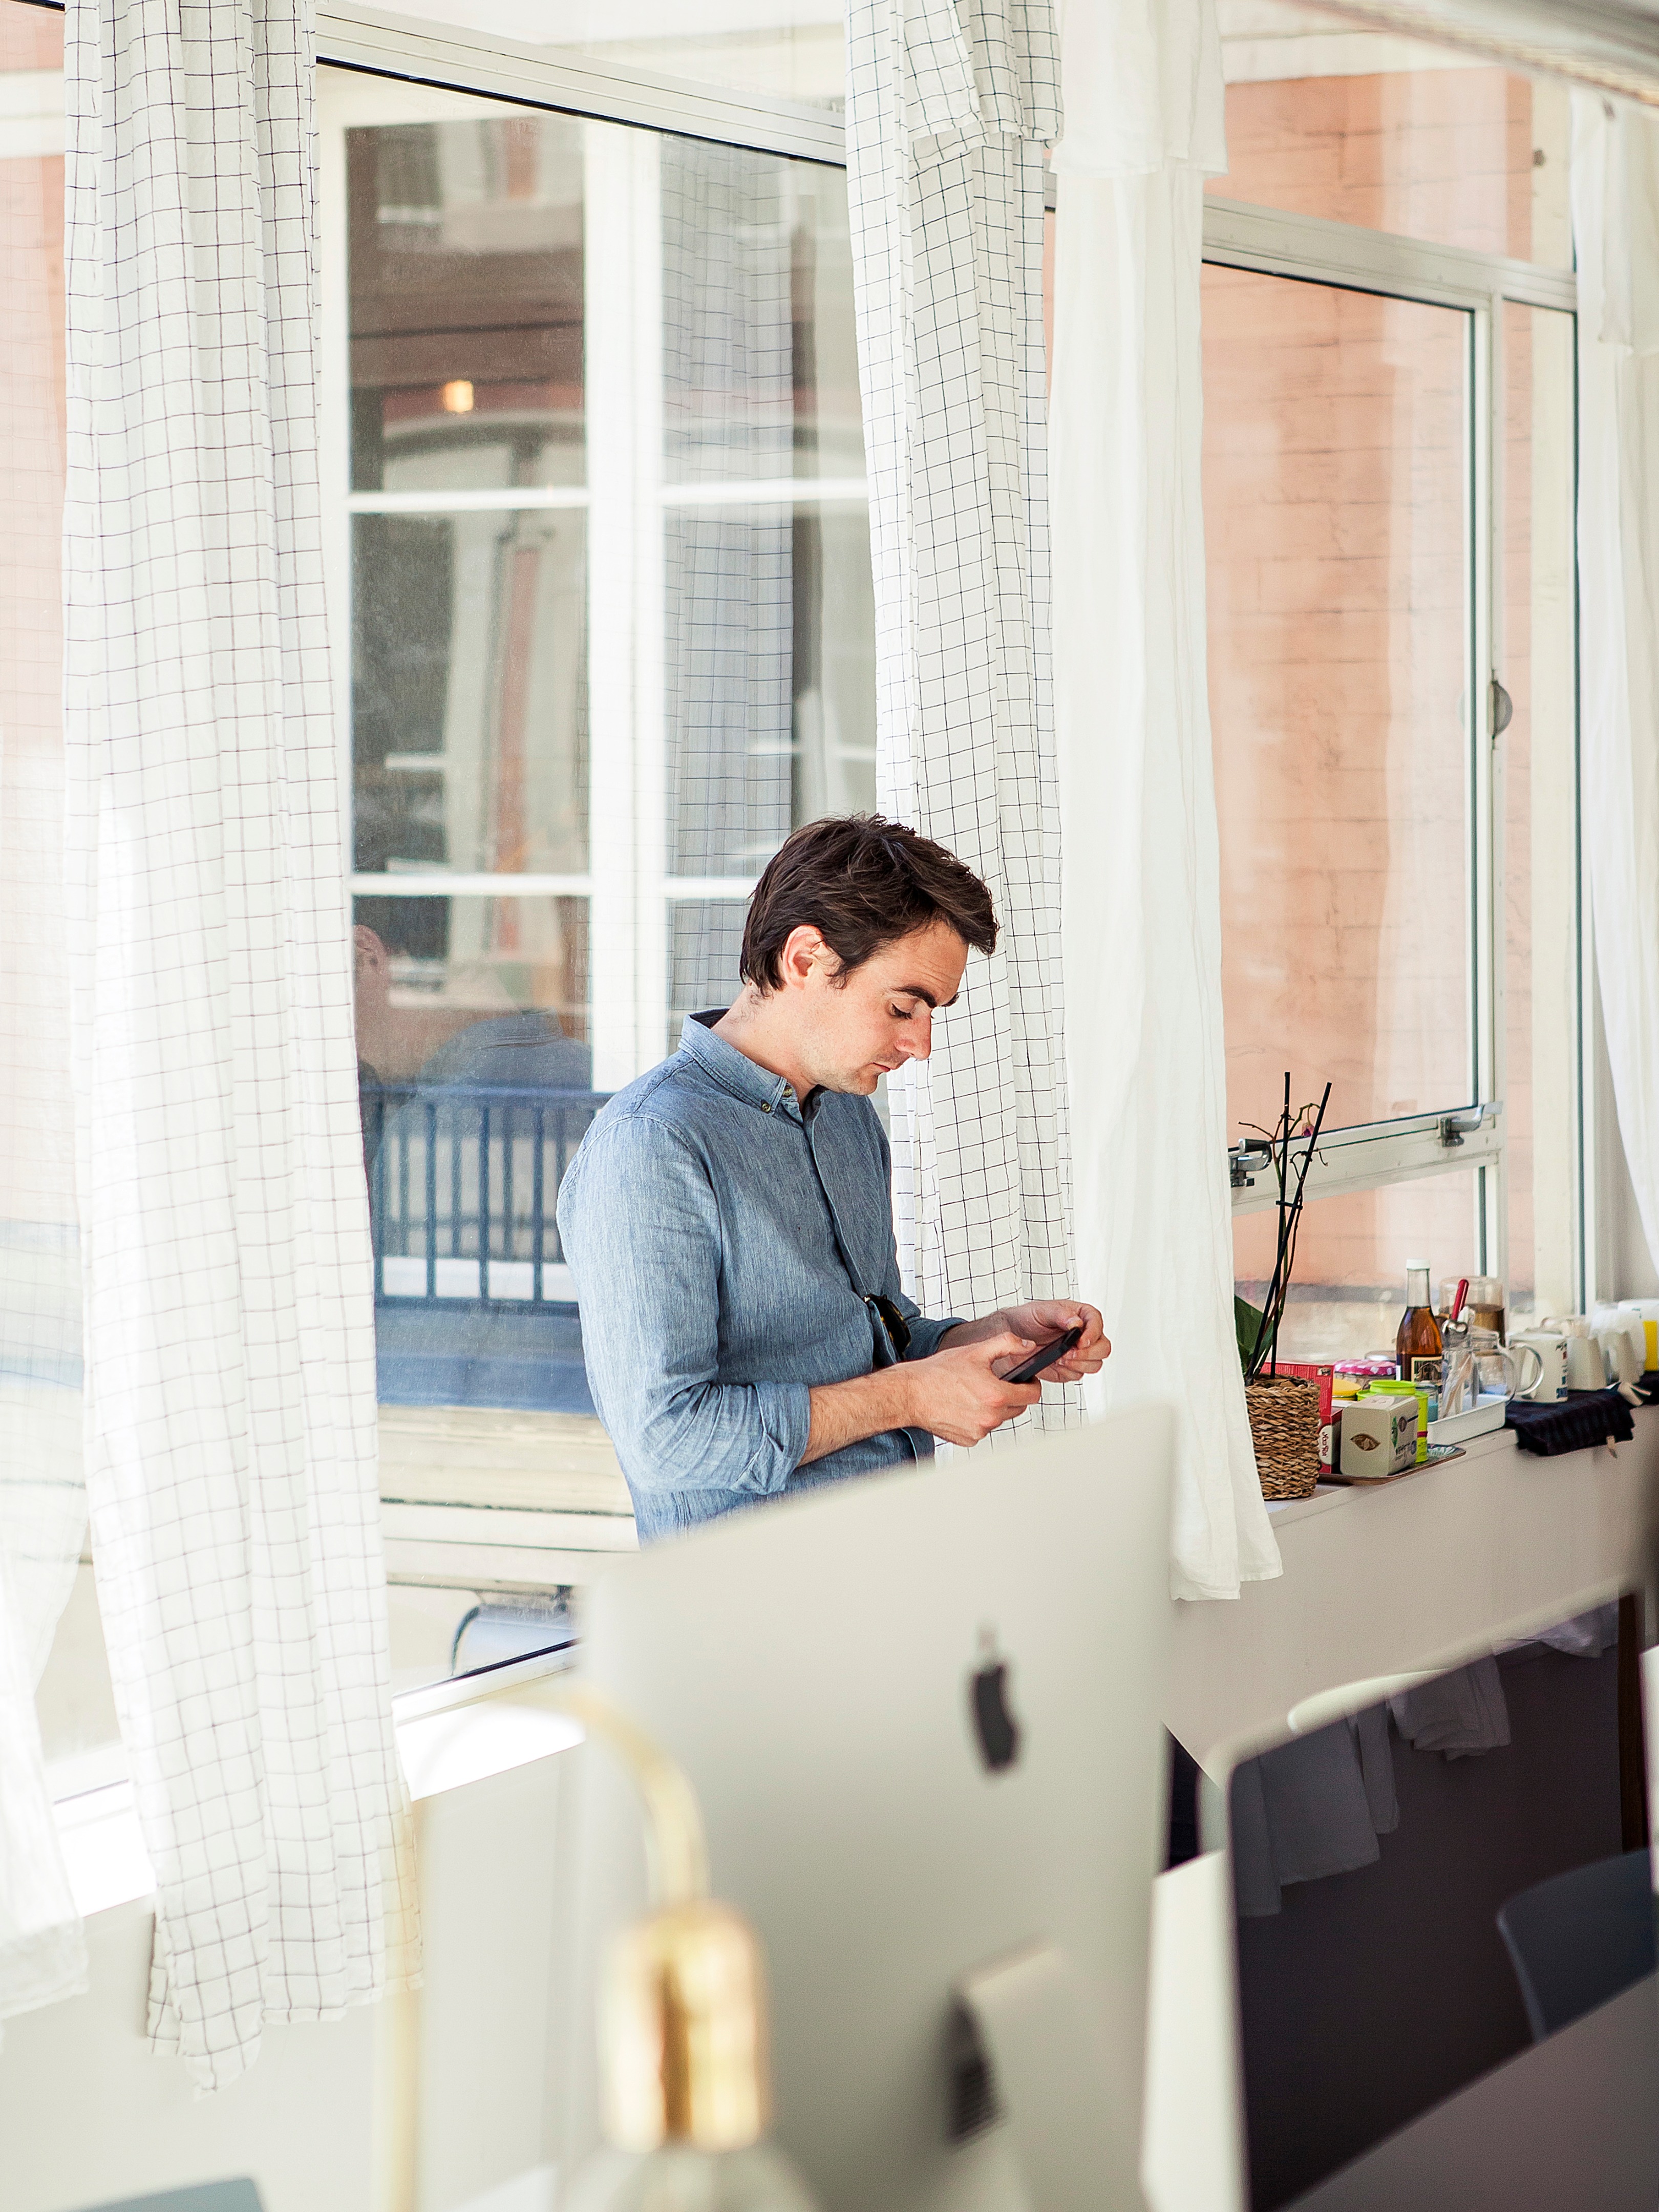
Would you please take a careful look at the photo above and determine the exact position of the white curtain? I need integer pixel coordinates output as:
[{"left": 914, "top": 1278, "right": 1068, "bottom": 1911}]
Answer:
[
  {"left": 844, "top": 0, "right": 1075, "bottom": 1385},
  {"left": 1572, "top": 95, "right": 1659, "bottom": 1284},
  {"left": 0, "top": 43, "right": 89, "bottom": 2042},
  {"left": 1050, "top": 0, "right": 1281, "bottom": 1598},
  {"left": 63, "top": 0, "right": 415, "bottom": 2088}
]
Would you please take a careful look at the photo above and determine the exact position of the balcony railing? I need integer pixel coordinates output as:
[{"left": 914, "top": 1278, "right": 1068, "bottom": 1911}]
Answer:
[{"left": 363, "top": 1081, "right": 610, "bottom": 1307}]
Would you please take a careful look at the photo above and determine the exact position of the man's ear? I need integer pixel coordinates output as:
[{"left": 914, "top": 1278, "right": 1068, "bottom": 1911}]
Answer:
[{"left": 778, "top": 924, "right": 829, "bottom": 989}]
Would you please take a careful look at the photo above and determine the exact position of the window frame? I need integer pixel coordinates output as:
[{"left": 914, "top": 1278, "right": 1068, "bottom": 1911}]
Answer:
[
  {"left": 314, "top": 7, "right": 1588, "bottom": 1307},
  {"left": 1199, "top": 196, "right": 1583, "bottom": 1310}
]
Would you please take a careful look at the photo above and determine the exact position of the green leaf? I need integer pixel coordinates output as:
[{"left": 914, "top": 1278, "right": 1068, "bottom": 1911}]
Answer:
[{"left": 1236, "top": 1293, "right": 1268, "bottom": 1376}]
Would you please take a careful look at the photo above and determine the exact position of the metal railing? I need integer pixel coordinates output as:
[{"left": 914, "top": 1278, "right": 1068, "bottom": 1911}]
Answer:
[{"left": 363, "top": 1081, "right": 610, "bottom": 1306}]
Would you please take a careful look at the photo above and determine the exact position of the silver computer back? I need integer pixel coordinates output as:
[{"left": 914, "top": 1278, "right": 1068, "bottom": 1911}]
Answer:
[{"left": 563, "top": 1403, "right": 1175, "bottom": 2212}]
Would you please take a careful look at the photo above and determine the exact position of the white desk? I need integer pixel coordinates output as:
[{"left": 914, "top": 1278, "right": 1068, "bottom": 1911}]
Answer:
[{"left": 1167, "top": 1412, "right": 1659, "bottom": 1769}]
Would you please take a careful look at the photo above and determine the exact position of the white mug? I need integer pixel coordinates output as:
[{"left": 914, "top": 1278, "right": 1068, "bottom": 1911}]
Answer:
[
  {"left": 1565, "top": 1332, "right": 1609, "bottom": 1391},
  {"left": 1599, "top": 1326, "right": 1645, "bottom": 1405},
  {"left": 1511, "top": 1330, "right": 1567, "bottom": 1402}
]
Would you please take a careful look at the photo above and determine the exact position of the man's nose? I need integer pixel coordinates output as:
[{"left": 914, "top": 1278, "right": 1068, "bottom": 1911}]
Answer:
[{"left": 900, "top": 1010, "right": 933, "bottom": 1061}]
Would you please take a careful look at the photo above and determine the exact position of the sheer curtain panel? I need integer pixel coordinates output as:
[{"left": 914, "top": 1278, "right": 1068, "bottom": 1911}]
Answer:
[
  {"left": 844, "top": 0, "right": 1075, "bottom": 1398},
  {"left": 1050, "top": 0, "right": 1281, "bottom": 1598},
  {"left": 0, "top": 0, "right": 88, "bottom": 2041},
  {"left": 63, "top": 0, "right": 415, "bottom": 2088},
  {"left": 1572, "top": 94, "right": 1659, "bottom": 1287}
]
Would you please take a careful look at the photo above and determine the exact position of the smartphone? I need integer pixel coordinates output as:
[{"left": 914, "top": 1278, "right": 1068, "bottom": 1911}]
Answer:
[{"left": 1004, "top": 1324, "right": 1083, "bottom": 1386}]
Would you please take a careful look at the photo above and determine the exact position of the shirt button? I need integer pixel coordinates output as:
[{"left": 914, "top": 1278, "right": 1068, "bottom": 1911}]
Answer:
[{"left": 762, "top": 1101, "right": 772, "bottom": 1113}]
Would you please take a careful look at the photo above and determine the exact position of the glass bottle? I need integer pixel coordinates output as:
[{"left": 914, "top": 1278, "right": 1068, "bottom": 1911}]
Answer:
[{"left": 1396, "top": 1261, "right": 1443, "bottom": 1382}]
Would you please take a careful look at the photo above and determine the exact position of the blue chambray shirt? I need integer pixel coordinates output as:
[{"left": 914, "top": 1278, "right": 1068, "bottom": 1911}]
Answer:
[{"left": 555, "top": 1012, "right": 960, "bottom": 1542}]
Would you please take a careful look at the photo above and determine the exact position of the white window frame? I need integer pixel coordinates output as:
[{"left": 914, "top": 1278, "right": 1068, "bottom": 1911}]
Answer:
[
  {"left": 317, "top": 6, "right": 1587, "bottom": 1301},
  {"left": 323, "top": 9, "right": 867, "bottom": 1091},
  {"left": 1198, "top": 198, "right": 1582, "bottom": 1308}
]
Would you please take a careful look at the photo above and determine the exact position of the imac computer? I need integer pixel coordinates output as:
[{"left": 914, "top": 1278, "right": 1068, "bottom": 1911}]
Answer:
[
  {"left": 562, "top": 1402, "right": 1177, "bottom": 2212},
  {"left": 1203, "top": 1594, "right": 1659, "bottom": 2212}
]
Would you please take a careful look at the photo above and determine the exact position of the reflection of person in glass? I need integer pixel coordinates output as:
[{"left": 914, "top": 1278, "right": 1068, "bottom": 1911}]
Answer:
[
  {"left": 557, "top": 816, "right": 1110, "bottom": 1542},
  {"left": 353, "top": 921, "right": 592, "bottom": 1092},
  {"left": 354, "top": 920, "right": 593, "bottom": 1199}
]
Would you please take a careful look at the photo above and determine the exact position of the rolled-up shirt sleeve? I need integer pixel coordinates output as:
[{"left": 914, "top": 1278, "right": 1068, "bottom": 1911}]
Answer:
[{"left": 557, "top": 1113, "right": 811, "bottom": 1503}]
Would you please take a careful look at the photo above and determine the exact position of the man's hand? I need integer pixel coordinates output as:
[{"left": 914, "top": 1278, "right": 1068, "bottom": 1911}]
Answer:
[
  {"left": 902, "top": 1331, "right": 1043, "bottom": 1446},
  {"left": 943, "top": 1301, "right": 1110, "bottom": 1385},
  {"left": 803, "top": 1330, "right": 1041, "bottom": 1462}
]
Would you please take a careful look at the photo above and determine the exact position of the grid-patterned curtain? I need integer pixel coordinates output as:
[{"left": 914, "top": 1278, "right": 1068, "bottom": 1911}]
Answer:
[
  {"left": 63, "top": 0, "right": 415, "bottom": 2088},
  {"left": 0, "top": 18, "right": 88, "bottom": 2043},
  {"left": 845, "top": 0, "right": 1075, "bottom": 1398},
  {"left": 662, "top": 140, "right": 793, "bottom": 1039}
]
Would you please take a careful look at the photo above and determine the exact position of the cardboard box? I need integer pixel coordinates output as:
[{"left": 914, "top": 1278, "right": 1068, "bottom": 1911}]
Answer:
[
  {"left": 1339, "top": 1397, "right": 1417, "bottom": 1480},
  {"left": 1278, "top": 1360, "right": 1335, "bottom": 1422}
]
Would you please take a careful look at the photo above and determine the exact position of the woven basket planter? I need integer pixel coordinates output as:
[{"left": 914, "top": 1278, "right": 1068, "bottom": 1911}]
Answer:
[{"left": 1246, "top": 1372, "right": 1322, "bottom": 1501}]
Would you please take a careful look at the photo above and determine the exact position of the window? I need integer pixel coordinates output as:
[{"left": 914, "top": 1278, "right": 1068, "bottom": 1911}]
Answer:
[
  {"left": 327, "top": 72, "right": 875, "bottom": 1418},
  {"left": 1203, "top": 32, "right": 1580, "bottom": 1356}
]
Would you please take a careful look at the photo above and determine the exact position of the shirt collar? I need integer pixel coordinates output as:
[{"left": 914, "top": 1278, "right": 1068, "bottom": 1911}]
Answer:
[{"left": 680, "top": 1010, "right": 802, "bottom": 1118}]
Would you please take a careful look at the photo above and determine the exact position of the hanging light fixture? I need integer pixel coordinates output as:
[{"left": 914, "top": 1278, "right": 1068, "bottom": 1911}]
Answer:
[{"left": 559, "top": 1686, "right": 820, "bottom": 2212}]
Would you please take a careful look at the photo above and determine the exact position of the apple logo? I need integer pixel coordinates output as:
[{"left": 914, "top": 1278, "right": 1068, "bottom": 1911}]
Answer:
[{"left": 970, "top": 1629, "right": 1020, "bottom": 1773}]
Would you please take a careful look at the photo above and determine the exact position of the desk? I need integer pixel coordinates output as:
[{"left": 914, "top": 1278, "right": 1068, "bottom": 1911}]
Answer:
[{"left": 1167, "top": 1413, "right": 1659, "bottom": 1768}]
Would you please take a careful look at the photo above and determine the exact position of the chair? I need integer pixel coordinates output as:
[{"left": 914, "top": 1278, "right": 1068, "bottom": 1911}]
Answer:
[
  {"left": 76, "top": 2186, "right": 262, "bottom": 2212},
  {"left": 1497, "top": 1847, "right": 1657, "bottom": 2041}
]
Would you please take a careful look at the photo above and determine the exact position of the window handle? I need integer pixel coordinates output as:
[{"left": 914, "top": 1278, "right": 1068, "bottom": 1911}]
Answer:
[
  {"left": 1440, "top": 1102, "right": 1499, "bottom": 1147},
  {"left": 1229, "top": 1140, "right": 1274, "bottom": 1189},
  {"left": 1490, "top": 677, "right": 1514, "bottom": 737}
]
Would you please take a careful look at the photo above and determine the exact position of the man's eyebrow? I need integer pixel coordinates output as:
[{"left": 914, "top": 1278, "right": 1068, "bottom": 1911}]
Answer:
[{"left": 894, "top": 983, "right": 959, "bottom": 1010}]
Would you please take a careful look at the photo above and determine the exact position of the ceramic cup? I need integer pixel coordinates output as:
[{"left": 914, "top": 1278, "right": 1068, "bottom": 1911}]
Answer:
[
  {"left": 1600, "top": 1326, "right": 1646, "bottom": 1405},
  {"left": 1565, "top": 1332, "right": 1609, "bottom": 1391},
  {"left": 1510, "top": 1330, "right": 1567, "bottom": 1402}
]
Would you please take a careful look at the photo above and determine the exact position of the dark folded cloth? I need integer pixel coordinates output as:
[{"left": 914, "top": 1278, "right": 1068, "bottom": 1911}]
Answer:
[{"left": 1506, "top": 1384, "right": 1635, "bottom": 1457}]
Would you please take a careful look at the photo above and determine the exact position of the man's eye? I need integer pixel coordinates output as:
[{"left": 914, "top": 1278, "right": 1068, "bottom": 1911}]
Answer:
[{"left": 890, "top": 1004, "right": 912, "bottom": 1019}]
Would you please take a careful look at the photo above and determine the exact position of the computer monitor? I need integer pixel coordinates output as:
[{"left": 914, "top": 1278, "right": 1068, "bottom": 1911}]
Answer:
[
  {"left": 1210, "top": 1595, "right": 1659, "bottom": 2212},
  {"left": 561, "top": 1403, "right": 1177, "bottom": 2212}
]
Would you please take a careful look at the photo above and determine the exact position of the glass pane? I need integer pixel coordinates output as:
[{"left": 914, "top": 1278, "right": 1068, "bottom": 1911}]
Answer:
[
  {"left": 662, "top": 137, "right": 863, "bottom": 484},
  {"left": 1206, "top": 269, "right": 1472, "bottom": 1140},
  {"left": 349, "top": 112, "right": 585, "bottom": 492},
  {"left": 664, "top": 501, "right": 875, "bottom": 881},
  {"left": 1501, "top": 302, "right": 1578, "bottom": 1333},
  {"left": 372, "top": 3, "right": 846, "bottom": 110},
  {"left": 1235, "top": 1172, "right": 1479, "bottom": 1365},
  {"left": 668, "top": 899, "right": 747, "bottom": 1059},
  {"left": 353, "top": 892, "right": 590, "bottom": 1084},
  {"left": 1212, "top": 4, "right": 1572, "bottom": 267},
  {"left": 352, "top": 509, "right": 587, "bottom": 875},
  {"left": 354, "top": 894, "right": 595, "bottom": 1415}
]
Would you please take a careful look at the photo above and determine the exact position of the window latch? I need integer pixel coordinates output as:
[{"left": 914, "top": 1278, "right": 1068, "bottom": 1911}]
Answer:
[
  {"left": 1439, "top": 1102, "right": 1497, "bottom": 1148},
  {"left": 1229, "top": 1140, "right": 1274, "bottom": 1189},
  {"left": 1490, "top": 677, "right": 1514, "bottom": 738}
]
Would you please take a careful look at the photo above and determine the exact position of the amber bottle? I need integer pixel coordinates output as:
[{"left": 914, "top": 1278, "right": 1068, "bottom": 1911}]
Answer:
[{"left": 1396, "top": 1262, "right": 1443, "bottom": 1381}]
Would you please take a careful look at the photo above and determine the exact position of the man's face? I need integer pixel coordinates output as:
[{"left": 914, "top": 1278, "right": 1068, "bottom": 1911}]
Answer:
[{"left": 786, "top": 919, "right": 970, "bottom": 1096}]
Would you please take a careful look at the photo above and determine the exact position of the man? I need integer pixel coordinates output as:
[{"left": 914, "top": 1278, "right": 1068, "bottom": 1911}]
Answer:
[{"left": 557, "top": 816, "right": 1109, "bottom": 1540}]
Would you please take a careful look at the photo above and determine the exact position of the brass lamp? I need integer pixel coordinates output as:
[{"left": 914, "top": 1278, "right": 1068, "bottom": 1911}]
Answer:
[{"left": 560, "top": 1685, "right": 820, "bottom": 2212}]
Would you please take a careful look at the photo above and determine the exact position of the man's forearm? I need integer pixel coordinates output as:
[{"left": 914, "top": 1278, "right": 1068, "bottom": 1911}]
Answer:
[
  {"left": 937, "top": 1312, "right": 1005, "bottom": 1351},
  {"left": 802, "top": 1365, "right": 917, "bottom": 1465}
]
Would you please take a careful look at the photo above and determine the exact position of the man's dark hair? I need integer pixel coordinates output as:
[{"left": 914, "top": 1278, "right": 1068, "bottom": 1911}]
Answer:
[{"left": 739, "top": 815, "right": 997, "bottom": 992}]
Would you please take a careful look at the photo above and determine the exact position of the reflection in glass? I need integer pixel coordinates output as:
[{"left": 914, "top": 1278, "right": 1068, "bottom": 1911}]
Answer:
[
  {"left": 1227, "top": 1603, "right": 1647, "bottom": 2211},
  {"left": 1210, "top": 14, "right": 1572, "bottom": 270},
  {"left": 1206, "top": 271, "right": 1472, "bottom": 1145},
  {"left": 662, "top": 138, "right": 863, "bottom": 485},
  {"left": 353, "top": 893, "right": 589, "bottom": 1087},
  {"left": 1232, "top": 1174, "right": 1479, "bottom": 1365},
  {"left": 353, "top": 895, "right": 598, "bottom": 1409},
  {"left": 352, "top": 510, "right": 587, "bottom": 876},
  {"left": 667, "top": 900, "right": 747, "bottom": 1058},
  {"left": 348, "top": 114, "right": 586, "bottom": 493},
  {"left": 657, "top": 141, "right": 874, "bottom": 1038}
]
